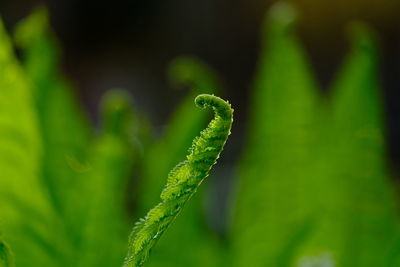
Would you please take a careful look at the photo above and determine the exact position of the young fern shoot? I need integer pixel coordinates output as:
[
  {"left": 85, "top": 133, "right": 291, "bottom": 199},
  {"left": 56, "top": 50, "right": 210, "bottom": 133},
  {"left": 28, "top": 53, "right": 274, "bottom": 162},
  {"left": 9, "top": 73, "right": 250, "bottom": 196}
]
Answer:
[{"left": 123, "top": 94, "right": 233, "bottom": 267}]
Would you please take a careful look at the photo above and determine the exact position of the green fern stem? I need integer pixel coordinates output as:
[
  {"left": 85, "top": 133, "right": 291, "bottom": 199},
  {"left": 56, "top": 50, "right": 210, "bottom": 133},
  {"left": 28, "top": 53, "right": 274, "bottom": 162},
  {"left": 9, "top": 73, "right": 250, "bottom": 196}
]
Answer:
[{"left": 123, "top": 94, "right": 233, "bottom": 267}]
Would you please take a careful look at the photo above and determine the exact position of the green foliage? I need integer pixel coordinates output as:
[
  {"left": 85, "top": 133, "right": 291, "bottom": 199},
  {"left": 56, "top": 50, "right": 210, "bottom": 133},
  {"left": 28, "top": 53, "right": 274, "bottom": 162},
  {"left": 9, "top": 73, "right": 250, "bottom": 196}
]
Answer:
[
  {"left": 314, "top": 23, "right": 398, "bottom": 266},
  {"left": 1, "top": 8, "right": 233, "bottom": 267},
  {"left": 140, "top": 56, "right": 224, "bottom": 267},
  {"left": 76, "top": 89, "right": 137, "bottom": 267},
  {"left": 124, "top": 94, "right": 233, "bottom": 267},
  {"left": 139, "top": 56, "right": 220, "bottom": 210},
  {"left": 0, "top": 239, "right": 14, "bottom": 267},
  {"left": 14, "top": 7, "right": 91, "bottom": 247},
  {"left": 231, "top": 3, "right": 322, "bottom": 266},
  {"left": 231, "top": 2, "right": 400, "bottom": 267},
  {"left": 0, "top": 15, "right": 71, "bottom": 267},
  {"left": 279, "top": 22, "right": 399, "bottom": 267},
  {"left": 1, "top": 2, "right": 400, "bottom": 267},
  {"left": 0, "top": 8, "right": 137, "bottom": 267}
]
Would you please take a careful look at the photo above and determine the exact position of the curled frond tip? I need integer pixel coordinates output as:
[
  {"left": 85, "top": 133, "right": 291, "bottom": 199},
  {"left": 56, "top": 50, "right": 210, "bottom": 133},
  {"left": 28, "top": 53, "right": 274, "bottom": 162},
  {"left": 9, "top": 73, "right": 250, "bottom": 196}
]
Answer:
[{"left": 195, "top": 94, "right": 233, "bottom": 120}]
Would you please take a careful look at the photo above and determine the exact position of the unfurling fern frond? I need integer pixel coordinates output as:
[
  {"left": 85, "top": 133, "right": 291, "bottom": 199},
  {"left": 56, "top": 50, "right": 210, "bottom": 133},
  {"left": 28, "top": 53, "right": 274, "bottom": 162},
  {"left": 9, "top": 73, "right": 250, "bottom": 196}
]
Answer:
[{"left": 123, "top": 94, "right": 233, "bottom": 267}]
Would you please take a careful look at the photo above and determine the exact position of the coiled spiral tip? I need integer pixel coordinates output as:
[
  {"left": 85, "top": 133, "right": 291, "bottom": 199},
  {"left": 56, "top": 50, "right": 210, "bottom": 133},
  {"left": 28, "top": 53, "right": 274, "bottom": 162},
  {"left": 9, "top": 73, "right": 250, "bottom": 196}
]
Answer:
[{"left": 195, "top": 94, "right": 233, "bottom": 120}]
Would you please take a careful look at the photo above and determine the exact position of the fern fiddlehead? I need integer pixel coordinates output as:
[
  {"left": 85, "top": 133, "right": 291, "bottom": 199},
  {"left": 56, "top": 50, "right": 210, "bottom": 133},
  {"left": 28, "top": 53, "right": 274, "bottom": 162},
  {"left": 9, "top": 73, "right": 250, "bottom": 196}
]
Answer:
[{"left": 123, "top": 94, "right": 233, "bottom": 267}]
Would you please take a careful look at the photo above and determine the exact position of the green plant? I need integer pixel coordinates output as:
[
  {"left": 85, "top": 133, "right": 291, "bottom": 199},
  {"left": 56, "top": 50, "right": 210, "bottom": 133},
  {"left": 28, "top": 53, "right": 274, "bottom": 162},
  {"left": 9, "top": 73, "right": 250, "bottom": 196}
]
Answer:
[
  {"left": 139, "top": 56, "right": 225, "bottom": 267},
  {"left": 1, "top": 2, "right": 399, "bottom": 266},
  {"left": 1, "top": 8, "right": 137, "bottom": 267},
  {"left": 139, "top": 56, "right": 220, "bottom": 211},
  {"left": 230, "top": 2, "right": 400, "bottom": 267},
  {"left": 0, "top": 7, "right": 233, "bottom": 266},
  {"left": 321, "top": 23, "right": 399, "bottom": 266},
  {"left": 76, "top": 89, "right": 136, "bottom": 267},
  {"left": 124, "top": 94, "right": 233, "bottom": 267},
  {"left": 0, "top": 239, "right": 13, "bottom": 267},
  {"left": 230, "top": 3, "right": 321, "bottom": 266},
  {"left": 0, "top": 14, "right": 65, "bottom": 267},
  {"left": 14, "top": 6, "right": 91, "bottom": 221}
]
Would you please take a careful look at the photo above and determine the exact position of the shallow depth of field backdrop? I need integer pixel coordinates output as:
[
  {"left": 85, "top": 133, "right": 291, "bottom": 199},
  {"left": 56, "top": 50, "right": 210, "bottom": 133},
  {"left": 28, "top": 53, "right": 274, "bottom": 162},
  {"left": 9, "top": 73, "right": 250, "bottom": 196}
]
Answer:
[{"left": 1, "top": 0, "right": 400, "bottom": 266}]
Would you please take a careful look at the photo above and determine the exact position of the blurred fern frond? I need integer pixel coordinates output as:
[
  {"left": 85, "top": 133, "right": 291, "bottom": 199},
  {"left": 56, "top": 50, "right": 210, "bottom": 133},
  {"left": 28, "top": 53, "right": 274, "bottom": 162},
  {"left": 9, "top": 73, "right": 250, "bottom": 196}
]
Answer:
[
  {"left": 0, "top": 239, "right": 14, "bottom": 267},
  {"left": 231, "top": 2, "right": 322, "bottom": 266},
  {"left": 3, "top": 8, "right": 140, "bottom": 267},
  {"left": 231, "top": 2, "right": 400, "bottom": 267},
  {"left": 0, "top": 15, "right": 70, "bottom": 267},
  {"left": 13, "top": 7, "right": 92, "bottom": 249},
  {"left": 76, "top": 89, "right": 137, "bottom": 267}
]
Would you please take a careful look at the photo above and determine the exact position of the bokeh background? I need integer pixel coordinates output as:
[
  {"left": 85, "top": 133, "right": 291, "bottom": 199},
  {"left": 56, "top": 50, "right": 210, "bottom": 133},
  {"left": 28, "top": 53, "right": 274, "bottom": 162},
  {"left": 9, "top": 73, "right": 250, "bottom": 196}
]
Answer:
[{"left": 2, "top": 0, "right": 400, "bottom": 163}]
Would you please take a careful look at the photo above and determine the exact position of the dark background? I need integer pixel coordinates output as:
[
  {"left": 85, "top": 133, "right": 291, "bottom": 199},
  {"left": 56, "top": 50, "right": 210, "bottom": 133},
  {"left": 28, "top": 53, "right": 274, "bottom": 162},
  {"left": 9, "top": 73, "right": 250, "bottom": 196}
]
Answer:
[{"left": 1, "top": 0, "right": 400, "bottom": 170}]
